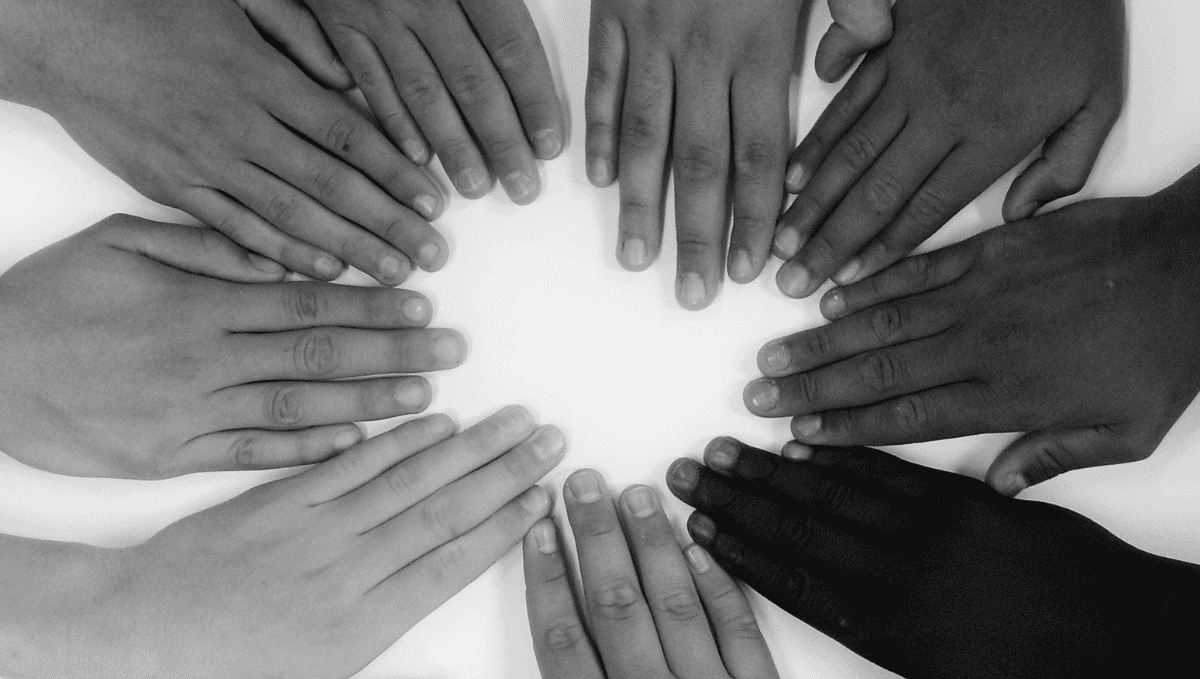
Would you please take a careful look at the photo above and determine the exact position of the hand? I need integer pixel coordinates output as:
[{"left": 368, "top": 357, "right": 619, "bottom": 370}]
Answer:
[
  {"left": 814, "top": 0, "right": 894, "bottom": 83},
  {"left": 0, "top": 215, "right": 467, "bottom": 479},
  {"left": 1, "top": 0, "right": 447, "bottom": 285},
  {"left": 668, "top": 438, "right": 1200, "bottom": 679},
  {"left": 0, "top": 407, "right": 566, "bottom": 679},
  {"left": 586, "top": 0, "right": 801, "bottom": 309},
  {"left": 268, "top": 0, "right": 566, "bottom": 204},
  {"left": 773, "top": 0, "right": 1125, "bottom": 298},
  {"left": 523, "top": 470, "right": 779, "bottom": 679},
  {"left": 745, "top": 172, "right": 1200, "bottom": 495}
]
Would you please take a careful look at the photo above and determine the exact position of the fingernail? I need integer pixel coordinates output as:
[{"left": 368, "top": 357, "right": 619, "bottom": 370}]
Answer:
[
  {"left": 761, "top": 341, "right": 790, "bottom": 374},
  {"left": 667, "top": 459, "right": 699, "bottom": 492},
  {"left": 499, "top": 405, "right": 533, "bottom": 436},
  {"left": 785, "top": 162, "right": 809, "bottom": 193},
  {"left": 414, "top": 195, "right": 439, "bottom": 220},
  {"left": 688, "top": 513, "right": 716, "bottom": 543},
  {"left": 394, "top": 381, "right": 428, "bottom": 409},
  {"left": 729, "top": 249, "right": 754, "bottom": 283},
  {"left": 746, "top": 380, "right": 780, "bottom": 412},
  {"left": 455, "top": 167, "right": 489, "bottom": 196},
  {"left": 379, "top": 255, "right": 407, "bottom": 283},
  {"left": 502, "top": 172, "right": 538, "bottom": 204},
  {"left": 705, "top": 438, "right": 738, "bottom": 471},
  {"left": 780, "top": 441, "right": 812, "bottom": 461},
  {"left": 532, "top": 129, "right": 562, "bottom": 158},
  {"left": 532, "top": 520, "right": 557, "bottom": 554},
  {"left": 774, "top": 227, "right": 802, "bottom": 259},
  {"left": 401, "top": 295, "right": 431, "bottom": 323},
  {"left": 833, "top": 258, "right": 862, "bottom": 285},
  {"left": 588, "top": 157, "right": 612, "bottom": 186},
  {"left": 248, "top": 253, "right": 284, "bottom": 275},
  {"left": 678, "top": 272, "right": 708, "bottom": 310},
  {"left": 624, "top": 485, "right": 657, "bottom": 518},
  {"left": 620, "top": 236, "right": 647, "bottom": 270},
  {"left": 778, "top": 264, "right": 812, "bottom": 298},
  {"left": 333, "top": 427, "right": 362, "bottom": 451},
  {"left": 567, "top": 469, "right": 603, "bottom": 503},
  {"left": 434, "top": 333, "right": 466, "bottom": 364},
  {"left": 684, "top": 544, "right": 712, "bottom": 574},
  {"left": 402, "top": 139, "right": 428, "bottom": 165},
  {"left": 792, "top": 415, "right": 821, "bottom": 440},
  {"left": 520, "top": 486, "right": 550, "bottom": 514},
  {"left": 530, "top": 426, "right": 566, "bottom": 461},
  {"left": 822, "top": 289, "right": 847, "bottom": 318},
  {"left": 417, "top": 242, "right": 441, "bottom": 269},
  {"left": 315, "top": 255, "right": 341, "bottom": 279}
]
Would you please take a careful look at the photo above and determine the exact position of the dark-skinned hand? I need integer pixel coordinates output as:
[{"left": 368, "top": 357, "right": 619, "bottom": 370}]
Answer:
[
  {"left": 747, "top": 166, "right": 1200, "bottom": 495},
  {"left": 668, "top": 438, "right": 1200, "bottom": 679},
  {"left": 774, "top": 0, "right": 1125, "bottom": 298}
]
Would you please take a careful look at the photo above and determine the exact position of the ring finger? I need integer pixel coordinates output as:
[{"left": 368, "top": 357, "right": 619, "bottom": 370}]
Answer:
[{"left": 209, "top": 375, "right": 431, "bottom": 431}]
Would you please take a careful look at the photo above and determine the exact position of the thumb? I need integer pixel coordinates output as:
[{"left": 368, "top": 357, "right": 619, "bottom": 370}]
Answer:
[
  {"left": 99, "top": 217, "right": 289, "bottom": 283},
  {"left": 815, "top": 0, "right": 894, "bottom": 82},
  {"left": 986, "top": 426, "right": 1144, "bottom": 497},
  {"left": 238, "top": 0, "right": 354, "bottom": 90},
  {"left": 1002, "top": 97, "right": 1121, "bottom": 222}
]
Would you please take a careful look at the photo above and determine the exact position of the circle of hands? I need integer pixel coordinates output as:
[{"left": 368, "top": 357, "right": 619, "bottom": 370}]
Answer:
[{"left": 0, "top": 0, "right": 1197, "bottom": 678}]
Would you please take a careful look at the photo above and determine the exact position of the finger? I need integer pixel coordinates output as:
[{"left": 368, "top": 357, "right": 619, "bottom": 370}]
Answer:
[
  {"left": 222, "top": 283, "right": 432, "bottom": 333},
  {"left": 728, "top": 69, "right": 790, "bottom": 284},
  {"left": 671, "top": 71, "right": 732, "bottom": 310},
  {"left": 746, "top": 335, "right": 963, "bottom": 418},
  {"left": 618, "top": 485, "right": 725, "bottom": 676},
  {"left": 171, "top": 423, "right": 364, "bottom": 476},
  {"left": 333, "top": 406, "right": 537, "bottom": 530},
  {"left": 815, "top": 0, "right": 894, "bottom": 83},
  {"left": 785, "top": 444, "right": 940, "bottom": 500},
  {"left": 564, "top": 469, "right": 671, "bottom": 677},
  {"left": 584, "top": 11, "right": 627, "bottom": 186},
  {"left": 98, "top": 217, "right": 286, "bottom": 282},
  {"left": 419, "top": 5, "right": 541, "bottom": 204},
  {"left": 299, "top": 413, "right": 458, "bottom": 505},
  {"left": 615, "top": 48, "right": 674, "bottom": 272},
  {"left": 358, "top": 425, "right": 565, "bottom": 580},
  {"left": 231, "top": 326, "right": 466, "bottom": 382},
  {"left": 1003, "top": 98, "right": 1122, "bottom": 221},
  {"left": 182, "top": 187, "right": 342, "bottom": 280},
  {"left": 460, "top": 0, "right": 565, "bottom": 159},
  {"left": 211, "top": 376, "right": 431, "bottom": 431},
  {"left": 819, "top": 241, "right": 975, "bottom": 320},
  {"left": 775, "top": 104, "right": 907, "bottom": 298},
  {"left": 986, "top": 426, "right": 1146, "bottom": 497},
  {"left": 683, "top": 544, "right": 780, "bottom": 679},
  {"left": 239, "top": 0, "right": 353, "bottom": 90},
  {"left": 328, "top": 26, "right": 431, "bottom": 166},
  {"left": 523, "top": 519, "right": 606, "bottom": 679}
]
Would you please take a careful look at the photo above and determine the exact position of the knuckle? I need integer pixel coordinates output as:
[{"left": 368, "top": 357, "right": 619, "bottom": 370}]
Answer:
[
  {"left": 793, "top": 373, "right": 821, "bottom": 410},
  {"left": 323, "top": 116, "right": 362, "bottom": 154},
  {"left": 399, "top": 72, "right": 444, "bottom": 112},
  {"left": 777, "top": 514, "right": 816, "bottom": 550},
  {"left": 892, "top": 395, "right": 930, "bottom": 436},
  {"left": 383, "top": 462, "right": 418, "bottom": 501},
  {"left": 419, "top": 499, "right": 458, "bottom": 541},
  {"left": 542, "top": 619, "right": 587, "bottom": 652},
  {"left": 292, "top": 330, "right": 339, "bottom": 376},
  {"left": 480, "top": 135, "right": 524, "bottom": 161},
  {"left": 590, "top": 577, "right": 643, "bottom": 621},
  {"left": 864, "top": 170, "right": 906, "bottom": 215},
  {"left": 902, "top": 253, "right": 934, "bottom": 287},
  {"left": 656, "top": 586, "right": 705, "bottom": 621},
  {"left": 859, "top": 352, "right": 900, "bottom": 393},
  {"left": 735, "top": 140, "right": 780, "bottom": 180},
  {"left": 428, "top": 542, "right": 469, "bottom": 584},
  {"left": 869, "top": 305, "right": 904, "bottom": 345},
  {"left": 903, "top": 186, "right": 952, "bottom": 230},
  {"left": 447, "top": 66, "right": 493, "bottom": 108},
  {"left": 265, "top": 385, "right": 305, "bottom": 426},
  {"left": 264, "top": 193, "right": 300, "bottom": 227},
  {"left": 621, "top": 113, "right": 665, "bottom": 153},
  {"left": 801, "top": 329, "right": 835, "bottom": 361},
  {"left": 229, "top": 433, "right": 262, "bottom": 469},
  {"left": 675, "top": 233, "right": 716, "bottom": 263},
  {"left": 708, "top": 583, "right": 762, "bottom": 639},
  {"left": 305, "top": 166, "right": 347, "bottom": 203},
  {"left": 674, "top": 143, "right": 726, "bottom": 184},
  {"left": 490, "top": 35, "right": 535, "bottom": 72},
  {"left": 814, "top": 478, "right": 853, "bottom": 515},
  {"left": 288, "top": 285, "right": 326, "bottom": 323},
  {"left": 838, "top": 129, "right": 879, "bottom": 171},
  {"left": 856, "top": 15, "right": 893, "bottom": 45}
]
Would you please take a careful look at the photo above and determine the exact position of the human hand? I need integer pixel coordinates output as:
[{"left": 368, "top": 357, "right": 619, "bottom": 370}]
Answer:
[
  {"left": 587, "top": 0, "right": 802, "bottom": 309},
  {"left": 667, "top": 438, "right": 1200, "bottom": 679},
  {"left": 745, "top": 174, "right": 1200, "bottom": 495},
  {"left": 0, "top": 215, "right": 467, "bottom": 479},
  {"left": 774, "top": 0, "right": 1125, "bottom": 298},
  {"left": 1, "top": 0, "right": 447, "bottom": 285},
  {"left": 814, "top": 0, "right": 894, "bottom": 83},
  {"left": 261, "top": 0, "right": 566, "bottom": 204},
  {"left": 1, "top": 407, "right": 565, "bottom": 679},
  {"left": 523, "top": 470, "right": 779, "bottom": 679}
]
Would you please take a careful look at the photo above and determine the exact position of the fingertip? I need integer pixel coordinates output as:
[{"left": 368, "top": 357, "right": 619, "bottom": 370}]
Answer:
[
  {"left": 618, "top": 236, "right": 651, "bottom": 271},
  {"left": 528, "top": 518, "right": 559, "bottom": 555},
  {"left": 676, "top": 272, "right": 714, "bottom": 311},
  {"left": 501, "top": 171, "right": 541, "bottom": 206},
  {"left": 686, "top": 512, "right": 717, "bottom": 544},
  {"left": 532, "top": 129, "right": 564, "bottom": 160},
  {"left": 246, "top": 253, "right": 289, "bottom": 279},
  {"left": 313, "top": 254, "right": 345, "bottom": 281},
  {"left": 666, "top": 458, "right": 701, "bottom": 496},
  {"left": 780, "top": 441, "right": 813, "bottom": 461},
  {"left": 587, "top": 156, "right": 615, "bottom": 187},
  {"left": 821, "top": 288, "right": 848, "bottom": 319},
  {"left": 703, "top": 437, "right": 740, "bottom": 473},
  {"left": 433, "top": 330, "right": 469, "bottom": 366}
]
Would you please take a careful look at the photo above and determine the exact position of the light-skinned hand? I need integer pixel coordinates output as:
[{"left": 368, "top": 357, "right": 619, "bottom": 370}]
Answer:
[{"left": 0, "top": 214, "right": 467, "bottom": 479}]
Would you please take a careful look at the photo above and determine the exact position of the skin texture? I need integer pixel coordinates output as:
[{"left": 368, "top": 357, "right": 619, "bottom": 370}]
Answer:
[
  {"left": 668, "top": 438, "right": 1200, "bottom": 679},
  {"left": 0, "top": 0, "right": 448, "bottom": 285},
  {"left": 523, "top": 470, "right": 779, "bottom": 679},
  {"left": 0, "top": 215, "right": 468, "bottom": 479},
  {"left": 746, "top": 167, "right": 1200, "bottom": 495},
  {"left": 774, "top": 0, "right": 1125, "bottom": 298},
  {"left": 252, "top": 0, "right": 566, "bottom": 204},
  {"left": 0, "top": 408, "right": 566, "bottom": 679}
]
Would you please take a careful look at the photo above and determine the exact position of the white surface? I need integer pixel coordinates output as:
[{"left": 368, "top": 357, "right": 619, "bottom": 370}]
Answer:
[{"left": 2, "top": 2, "right": 1200, "bottom": 678}]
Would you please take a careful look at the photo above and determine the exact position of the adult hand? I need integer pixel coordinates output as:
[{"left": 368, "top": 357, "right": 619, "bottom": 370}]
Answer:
[
  {"left": 814, "top": 0, "right": 894, "bottom": 83},
  {"left": 774, "top": 0, "right": 1125, "bottom": 298},
  {"left": 523, "top": 470, "right": 779, "bottom": 679},
  {"left": 0, "top": 407, "right": 566, "bottom": 678},
  {"left": 0, "top": 215, "right": 467, "bottom": 479},
  {"left": 259, "top": 0, "right": 566, "bottom": 204},
  {"left": 668, "top": 438, "right": 1200, "bottom": 679},
  {"left": 586, "top": 0, "right": 801, "bottom": 309},
  {"left": 1, "top": 0, "right": 447, "bottom": 285},
  {"left": 746, "top": 171, "right": 1200, "bottom": 495}
]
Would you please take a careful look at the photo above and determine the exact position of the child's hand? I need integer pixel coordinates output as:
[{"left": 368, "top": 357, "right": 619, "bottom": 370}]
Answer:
[
  {"left": 775, "top": 0, "right": 1125, "bottom": 298},
  {"left": 746, "top": 169, "right": 1200, "bottom": 494},
  {"left": 668, "top": 439, "right": 1200, "bottom": 679},
  {"left": 0, "top": 215, "right": 467, "bottom": 479},
  {"left": 3, "top": 408, "right": 565, "bottom": 679},
  {"left": 523, "top": 470, "right": 779, "bottom": 679},
  {"left": 2, "top": 0, "right": 446, "bottom": 285},
  {"left": 261, "top": 0, "right": 566, "bottom": 204},
  {"left": 586, "top": 0, "right": 803, "bottom": 309}
]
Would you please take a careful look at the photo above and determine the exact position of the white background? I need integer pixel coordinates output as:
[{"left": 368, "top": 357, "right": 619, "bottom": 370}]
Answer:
[{"left": 2, "top": 1, "right": 1200, "bottom": 677}]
